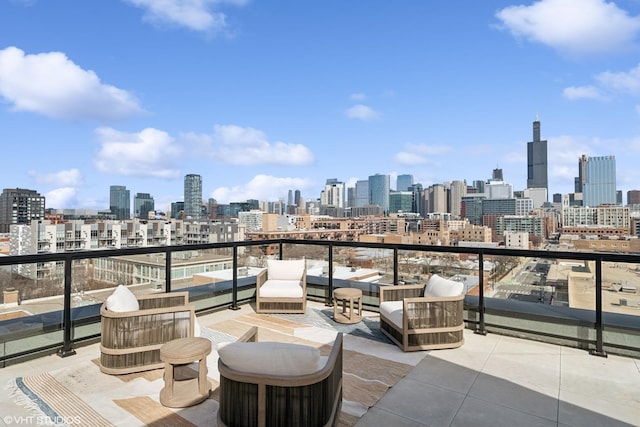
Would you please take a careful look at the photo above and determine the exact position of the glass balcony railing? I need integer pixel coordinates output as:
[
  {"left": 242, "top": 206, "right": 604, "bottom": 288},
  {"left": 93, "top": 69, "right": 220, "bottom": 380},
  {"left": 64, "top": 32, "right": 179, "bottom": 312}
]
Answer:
[{"left": 1, "top": 239, "right": 639, "bottom": 367}]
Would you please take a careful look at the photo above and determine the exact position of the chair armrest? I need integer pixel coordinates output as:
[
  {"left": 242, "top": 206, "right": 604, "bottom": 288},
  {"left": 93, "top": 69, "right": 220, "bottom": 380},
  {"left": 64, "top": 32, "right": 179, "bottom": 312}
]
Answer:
[
  {"left": 380, "top": 284, "right": 423, "bottom": 303},
  {"left": 256, "top": 269, "right": 267, "bottom": 288},
  {"left": 237, "top": 326, "right": 258, "bottom": 343}
]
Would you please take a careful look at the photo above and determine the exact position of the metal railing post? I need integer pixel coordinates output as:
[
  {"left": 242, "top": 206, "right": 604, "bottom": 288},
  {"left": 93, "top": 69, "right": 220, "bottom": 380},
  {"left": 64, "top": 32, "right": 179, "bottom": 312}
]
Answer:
[
  {"left": 475, "top": 251, "right": 487, "bottom": 335},
  {"left": 57, "top": 255, "right": 76, "bottom": 358},
  {"left": 165, "top": 247, "right": 172, "bottom": 293},
  {"left": 393, "top": 247, "right": 398, "bottom": 285},
  {"left": 230, "top": 244, "right": 240, "bottom": 310},
  {"left": 278, "top": 241, "right": 283, "bottom": 260},
  {"left": 590, "top": 257, "right": 607, "bottom": 357},
  {"left": 327, "top": 243, "right": 334, "bottom": 306}
]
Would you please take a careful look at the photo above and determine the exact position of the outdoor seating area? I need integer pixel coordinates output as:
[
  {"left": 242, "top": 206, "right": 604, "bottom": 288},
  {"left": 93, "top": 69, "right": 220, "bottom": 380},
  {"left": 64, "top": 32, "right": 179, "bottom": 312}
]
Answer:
[{"left": 1, "top": 299, "right": 638, "bottom": 427}]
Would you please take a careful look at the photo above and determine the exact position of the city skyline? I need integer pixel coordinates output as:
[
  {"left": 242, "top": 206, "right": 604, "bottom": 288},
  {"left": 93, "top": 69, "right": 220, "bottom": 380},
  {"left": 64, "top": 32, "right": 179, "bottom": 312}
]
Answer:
[{"left": 2, "top": 1, "right": 640, "bottom": 210}]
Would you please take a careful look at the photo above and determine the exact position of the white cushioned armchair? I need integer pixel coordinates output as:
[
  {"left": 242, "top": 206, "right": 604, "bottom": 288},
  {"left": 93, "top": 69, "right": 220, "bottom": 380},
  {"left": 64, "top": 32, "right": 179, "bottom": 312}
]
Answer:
[
  {"left": 255, "top": 259, "right": 307, "bottom": 313},
  {"left": 379, "top": 274, "right": 465, "bottom": 351}
]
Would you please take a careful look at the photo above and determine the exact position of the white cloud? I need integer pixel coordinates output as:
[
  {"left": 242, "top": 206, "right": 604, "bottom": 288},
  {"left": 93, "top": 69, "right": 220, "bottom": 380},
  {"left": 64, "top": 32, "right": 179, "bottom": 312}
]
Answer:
[
  {"left": 349, "top": 93, "right": 367, "bottom": 101},
  {"left": 94, "top": 127, "right": 182, "bottom": 178},
  {"left": 211, "top": 174, "right": 313, "bottom": 204},
  {"left": 596, "top": 65, "right": 640, "bottom": 94},
  {"left": 210, "top": 124, "right": 315, "bottom": 165},
  {"left": 124, "top": 0, "right": 247, "bottom": 33},
  {"left": 496, "top": 0, "right": 640, "bottom": 55},
  {"left": 393, "top": 143, "right": 451, "bottom": 166},
  {"left": 45, "top": 187, "right": 78, "bottom": 210},
  {"left": 0, "top": 47, "right": 144, "bottom": 120},
  {"left": 28, "top": 169, "right": 84, "bottom": 186},
  {"left": 345, "top": 104, "right": 380, "bottom": 121},
  {"left": 562, "top": 85, "right": 605, "bottom": 100}
]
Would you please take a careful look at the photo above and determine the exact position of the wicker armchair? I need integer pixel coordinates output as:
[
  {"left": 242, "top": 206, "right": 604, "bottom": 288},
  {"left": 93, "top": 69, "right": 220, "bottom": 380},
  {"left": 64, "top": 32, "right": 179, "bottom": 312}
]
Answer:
[
  {"left": 255, "top": 259, "right": 307, "bottom": 313},
  {"left": 99, "top": 291, "right": 195, "bottom": 375},
  {"left": 379, "top": 274, "right": 465, "bottom": 352},
  {"left": 217, "top": 326, "right": 343, "bottom": 427}
]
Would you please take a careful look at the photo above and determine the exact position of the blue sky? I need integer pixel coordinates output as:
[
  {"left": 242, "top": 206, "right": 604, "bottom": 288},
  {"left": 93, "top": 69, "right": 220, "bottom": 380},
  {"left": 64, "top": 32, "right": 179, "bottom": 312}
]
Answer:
[{"left": 2, "top": 0, "right": 640, "bottom": 211}]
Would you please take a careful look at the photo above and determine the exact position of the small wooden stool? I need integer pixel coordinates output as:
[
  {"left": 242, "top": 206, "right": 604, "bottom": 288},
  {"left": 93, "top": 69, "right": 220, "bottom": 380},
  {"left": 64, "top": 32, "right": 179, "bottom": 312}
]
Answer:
[
  {"left": 160, "top": 337, "right": 212, "bottom": 408},
  {"left": 333, "top": 288, "right": 363, "bottom": 324}
]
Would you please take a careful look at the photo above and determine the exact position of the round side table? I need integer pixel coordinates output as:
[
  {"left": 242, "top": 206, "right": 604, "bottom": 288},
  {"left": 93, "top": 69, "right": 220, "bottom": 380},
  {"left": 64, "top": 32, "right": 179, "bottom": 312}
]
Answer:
[
  {"left": 333, "top": 288, "right": 363, "bottom": 324},
  {"left": 160, "top": 337, "right": 212, "bottom": 408}
]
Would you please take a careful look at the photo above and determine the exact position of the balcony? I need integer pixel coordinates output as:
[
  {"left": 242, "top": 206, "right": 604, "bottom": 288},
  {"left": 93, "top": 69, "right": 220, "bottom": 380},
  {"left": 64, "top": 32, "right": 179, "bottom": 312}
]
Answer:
[{"left": 0, "top": 240, "right": 639, "bottom": 426}]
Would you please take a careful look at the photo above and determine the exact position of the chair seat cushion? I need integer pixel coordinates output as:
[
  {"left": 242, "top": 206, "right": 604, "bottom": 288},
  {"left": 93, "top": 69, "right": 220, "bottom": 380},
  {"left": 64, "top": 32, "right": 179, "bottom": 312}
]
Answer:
[
  {"left": 218, "top": 341, "right": 322, "bottom": 376},
  {"left": 259, "top": 279, "right": 304, "bottom": 298},
  {"left": 380, "top": 300, "right": 404, "bottom": 329},
  {"left": 424, "top": 274, "right": 464, "bottom": 297}
]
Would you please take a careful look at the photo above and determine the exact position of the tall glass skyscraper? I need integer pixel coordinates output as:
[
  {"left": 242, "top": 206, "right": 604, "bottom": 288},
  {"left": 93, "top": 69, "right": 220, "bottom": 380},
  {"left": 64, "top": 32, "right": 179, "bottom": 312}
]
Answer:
[
  {"left": 109, "top": 185, "right": 130, "bottom": 220},
  {"left": 133, "top": 193, "right": 155, "bottom": 219},
  {"left": 527, "top": 118, "right": 548, "bottom": 197},
  {"left": 368, "top": 174, "right": 390, "bottom": 214},
  {"left": 581, "top": 155, "right": 617, "bottom": 207},
  {"left": 184, "top": 174, "right": 202, "bottom": 219},
  {"left": 355, "top": 180, "right": 369, "bottom": 208},
  {"left": 396, "top": 174, "right": 414, "bottom": 192}
]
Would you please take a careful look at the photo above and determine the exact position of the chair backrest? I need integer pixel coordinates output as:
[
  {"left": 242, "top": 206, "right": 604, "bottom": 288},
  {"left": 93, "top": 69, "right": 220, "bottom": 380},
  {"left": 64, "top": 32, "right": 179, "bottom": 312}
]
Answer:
[{"left": 267, "top": 259, "right": 306, "bottom": 280}]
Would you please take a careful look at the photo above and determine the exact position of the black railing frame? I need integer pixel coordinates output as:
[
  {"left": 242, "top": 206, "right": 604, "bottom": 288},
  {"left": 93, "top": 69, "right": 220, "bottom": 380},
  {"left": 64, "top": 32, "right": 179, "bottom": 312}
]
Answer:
[{"left": 1, "top": 238, "right": 636, "bottom": 360}]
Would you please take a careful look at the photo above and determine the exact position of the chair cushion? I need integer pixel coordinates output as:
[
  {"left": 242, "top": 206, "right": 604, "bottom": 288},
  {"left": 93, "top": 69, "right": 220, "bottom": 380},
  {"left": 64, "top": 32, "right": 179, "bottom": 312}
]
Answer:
[
  {"left": 218, "top": 341, "right": 322, "bottom": 376},
  {"left": 380, "top": 300, "right": 404, "bottom": 329},
  {"left": 259, "top": 279, "right": 304, "bottom": 298},
  {"left": 267, "top": 259, "right": 305, "bottom": 281},
  {"left": 424, "top": 274, "right": 464, "bottom": 298},
  {"left": 105, "top": 285, "right": 139, "bottom": 312}
]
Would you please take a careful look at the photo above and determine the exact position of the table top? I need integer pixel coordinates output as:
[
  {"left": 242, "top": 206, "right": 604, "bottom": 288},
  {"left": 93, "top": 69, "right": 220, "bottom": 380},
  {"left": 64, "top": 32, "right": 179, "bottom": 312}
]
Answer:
[
  {"left": 334, "top": 287, "right": 362, "bottom": 299},
  {"left": 160, "top": 337, "right": 211, "bottom": 363}
]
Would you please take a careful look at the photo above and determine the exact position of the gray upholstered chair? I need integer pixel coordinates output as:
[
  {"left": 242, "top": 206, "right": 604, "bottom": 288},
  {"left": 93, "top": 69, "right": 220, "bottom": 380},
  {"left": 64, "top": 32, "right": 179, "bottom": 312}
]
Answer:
[
  {"left": 379, "top": 274, "right": 465, "bottom": 351},
  {"left": 217, "top": 326, "right": 343, "bottom": 427}
]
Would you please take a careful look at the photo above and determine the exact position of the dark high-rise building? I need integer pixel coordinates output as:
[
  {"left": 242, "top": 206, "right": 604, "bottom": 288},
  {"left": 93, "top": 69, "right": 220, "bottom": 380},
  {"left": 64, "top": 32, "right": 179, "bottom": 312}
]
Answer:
[
  {"left": 109, "top": 185, "right": 130, "bottom": 220},
  {"left": 526, "top": 117, "right": 548, "bottom": 197},
  {"left": 134, "top": 193, "right": 154, "bottom": 219},
  {"left": 171, "top": 201, "right": 185, "bottom": 219},
  {"left": 369, "top": 174, "right": 390, "bottom": 214},
  {"left": 184, "top": 174, "right": 202, "bottom": 219},
  {"left": 492, "top": 167, "right": 503, "bottom": 181},
  {"left": 627, "top": 190, "right": 640, "bottom": 205},
  {"left": 0, "top": 188, "right": 45, "bottom": 233}
]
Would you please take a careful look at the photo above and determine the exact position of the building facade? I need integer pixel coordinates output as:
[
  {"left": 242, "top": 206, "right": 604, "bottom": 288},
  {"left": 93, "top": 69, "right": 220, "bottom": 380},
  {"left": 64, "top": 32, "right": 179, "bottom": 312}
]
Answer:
[
  {"left": 581, "top": 155, "right": 617, "bottom": 207},
  {"left": 0, "top": 188, "right": 45, "bottom": 233},
  {"left": 184, "top": 174, "right": 203, "bottom": 219},
  {"left": 368, "top": 174, "right": 390, "bottom": 214},
  {"left": 109, "top": 185, "right": 130, "bottom": 220},
  {"left": 133, "top": 193, "right": 155, "bottom": 219},
  {"left": 526, "top": 118, "right": 548, "bottom": 196}
]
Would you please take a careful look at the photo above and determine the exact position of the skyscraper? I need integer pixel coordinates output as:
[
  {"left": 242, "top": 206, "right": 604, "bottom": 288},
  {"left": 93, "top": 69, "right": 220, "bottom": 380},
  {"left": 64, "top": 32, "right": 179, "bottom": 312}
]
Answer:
[
  {"left": 368, "top": 174, "right": 390, "bottom": 214},
  {"left": 134, "top": 193, "right": 155, "bottom": 219},
  {"left": 355, "top": 180, "right": 369, "bottom": 208},
  {"left": 0, "top": 188, "right": 45, "bottom": 233},
  {"left": 581, "top": 155, "right": 617, "bottom": 207},
  {"left": 184, "top": 174, "right": 202, "bottom": 219},
  {"left": 109, "top": 185, "right": 130, "bottom": 220},
  {"left": 396, "top": 174, "right": 414, "bottom": 192},
  {"left": 526, "top": 117, "right": 548, "bottom": 197}
]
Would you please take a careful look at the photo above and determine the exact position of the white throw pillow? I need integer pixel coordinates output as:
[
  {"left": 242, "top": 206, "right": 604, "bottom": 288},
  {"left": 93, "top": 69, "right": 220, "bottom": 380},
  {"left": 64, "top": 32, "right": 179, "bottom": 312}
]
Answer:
[
  {"left": 105, "top": 285, "right": 140, "bottom": 312},
  {"left": 267, "top": 259, "right": 305, "bottom": 281},
  {"left": 218, "top": 341, "right": 321, "bottom": 376},
  {"left": 424, "top": 274, "right": 464, "bottom": 298}
]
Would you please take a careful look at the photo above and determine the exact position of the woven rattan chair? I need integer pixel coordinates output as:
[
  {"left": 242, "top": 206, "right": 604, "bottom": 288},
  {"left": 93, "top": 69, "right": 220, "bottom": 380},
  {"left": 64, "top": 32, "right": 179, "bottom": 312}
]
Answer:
[
  {"left": 379, "top": 275, "right": 465, "bottom": 351},
  {"left": 255, "top": 259, "right": 307, "bottom": 313},
  {"left": 99, "top": 291, "right": 195, "bottom": 375},
  {"left": 217, "top": 326, "right": 343, "bottom": 427}
]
